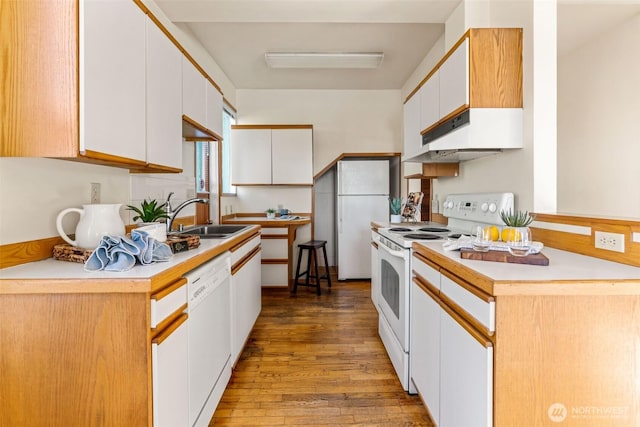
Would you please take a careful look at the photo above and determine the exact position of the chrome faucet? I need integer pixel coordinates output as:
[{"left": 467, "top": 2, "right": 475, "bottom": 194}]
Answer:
[{"left": 166, "top": 196, "right": 209, "bottom": 232}]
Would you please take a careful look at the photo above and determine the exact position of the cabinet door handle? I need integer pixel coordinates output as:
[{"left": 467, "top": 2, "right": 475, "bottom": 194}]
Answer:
[{"left": 152, "top": 313, "right": 188, "bottom": 345}]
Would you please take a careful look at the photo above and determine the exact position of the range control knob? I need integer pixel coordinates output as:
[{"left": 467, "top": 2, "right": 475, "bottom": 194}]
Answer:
[
  {"left": 480, "top": 202, "right": 489, "bottom": 212},
  {"left": 444, "top": 201, "right": 453, "bottom": 209},
  {"left": 488, "top": 203, "right": 498, "bottom": 213}
]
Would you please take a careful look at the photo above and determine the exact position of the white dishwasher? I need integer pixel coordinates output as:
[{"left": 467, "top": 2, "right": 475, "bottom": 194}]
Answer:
[{"left": 186, "top": 252, "right": 232, "bottom": 427}]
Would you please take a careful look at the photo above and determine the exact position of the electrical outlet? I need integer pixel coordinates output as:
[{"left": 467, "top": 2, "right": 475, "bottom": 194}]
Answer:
[
  {"left": 90, "top": 183, "right": 101, "bottom": 204},
  {"left": 594, "top": 231, "right": 625, "bottom": 253}
]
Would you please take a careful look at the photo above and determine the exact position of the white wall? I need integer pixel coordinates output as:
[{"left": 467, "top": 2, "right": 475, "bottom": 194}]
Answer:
[
  {"left": 0, "top": 158, "right": 130, "bottom": 245},
  {"left": 236, "top": 89, "right": 403, "bottom": 174},
  {"left": 557, "top": 14, "right": 640, "bottom": 219}
]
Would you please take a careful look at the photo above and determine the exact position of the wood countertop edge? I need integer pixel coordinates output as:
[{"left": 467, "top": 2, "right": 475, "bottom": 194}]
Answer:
[
  {"left": 412, "top": 245, "right": 640, "bottom": 296},
  {"left": 0, "top": 226, "right": 261, "bottom": 295}
]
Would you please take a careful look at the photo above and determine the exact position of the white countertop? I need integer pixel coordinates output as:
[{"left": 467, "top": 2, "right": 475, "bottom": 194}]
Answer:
[
  {"left": 0, "top": 226, "right": 260, "bottom": 284},
  {"left": 417, "top": 241, "right": 640, "bottom": 281}
]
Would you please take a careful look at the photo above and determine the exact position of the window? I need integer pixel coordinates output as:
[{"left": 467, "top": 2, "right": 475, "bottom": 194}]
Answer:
[
  {"left": 222, "top": 106, "right": 236, "bottom": 195},
  {"left": 195, "top": 142, "right": 209, "bottom": 194}
]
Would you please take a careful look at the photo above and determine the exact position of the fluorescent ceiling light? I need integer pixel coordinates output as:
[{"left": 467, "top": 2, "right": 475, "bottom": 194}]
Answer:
[{"left": 264, "top": 52, "right": 384, "bottom": 69}]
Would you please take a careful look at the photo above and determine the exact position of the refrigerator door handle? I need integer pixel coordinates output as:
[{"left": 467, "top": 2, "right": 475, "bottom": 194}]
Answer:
[{"left": 339, "top": 199, "right": 343, "bottom": 234}]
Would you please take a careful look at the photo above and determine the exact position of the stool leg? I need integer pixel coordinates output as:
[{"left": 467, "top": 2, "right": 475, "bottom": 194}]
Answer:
[
  {"left": 305, "top": 248, "right": 312, "bottom": 289},
  {"left": 293, "top": 247, "right": 304, "bottom": 294},
  {"left": 312, "top": 248, "right": 321, "bottom": 296},
  {"left": 322, "top": 245, "right": 332, "bottom": 289}
]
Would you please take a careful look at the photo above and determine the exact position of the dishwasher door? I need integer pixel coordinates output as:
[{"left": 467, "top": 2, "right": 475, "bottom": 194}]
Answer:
[{"left": 187, "top": 253, "right": 232, "bottom": 427}]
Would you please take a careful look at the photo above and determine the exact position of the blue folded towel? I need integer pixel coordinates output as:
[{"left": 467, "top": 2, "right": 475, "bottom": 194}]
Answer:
[{"left": 85, "top": 229, "right": 173, "bottom": 272}]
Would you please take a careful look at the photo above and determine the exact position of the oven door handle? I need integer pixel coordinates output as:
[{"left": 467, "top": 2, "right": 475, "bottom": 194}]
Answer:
[{"left": 378, "top": 242, "right": 406, "bottom": 258}]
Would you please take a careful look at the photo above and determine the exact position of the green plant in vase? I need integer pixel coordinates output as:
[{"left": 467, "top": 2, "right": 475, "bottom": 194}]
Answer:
[
  {"left": 126, "top": 199, "right": 170, "bottom": 224},
  {"left": 265, "top": 208, "right": 276, "bottom": 219},
  {"left": 389, "top": 197, "right": 402, "bottom": 215},
  {"left": 389, "top": 197, "right": 403, "bottom": 223},
  {"left": 499, "top": 209, "right": 534, "bottom": 242}
]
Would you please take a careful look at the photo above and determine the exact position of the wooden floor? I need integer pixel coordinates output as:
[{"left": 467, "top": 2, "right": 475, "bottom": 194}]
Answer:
[{"left": 211, "top": 280, "right": 433, "bottom": 426}]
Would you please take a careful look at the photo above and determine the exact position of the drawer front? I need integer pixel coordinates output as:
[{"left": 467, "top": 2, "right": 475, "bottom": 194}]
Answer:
[
  {"left": 440, "top": 273, "right": 495, "bottom": 333},
  {"left": 150, "top": 280, "right": 187, "bottom": 328},
  {"left": 262, "top": 227, "right": 288, "bottom": 236},
  {"left": 261, "top": 238, "right": 288, "bottom": 259},
  {"left": 261, "top": 264, "right": 288, "bottom": 286},
  {"left": 412, "top": 254, "right": 440, "bottom": 290},
  {"left": 231, "top": 234, "right": 260, "bottom": 265}
]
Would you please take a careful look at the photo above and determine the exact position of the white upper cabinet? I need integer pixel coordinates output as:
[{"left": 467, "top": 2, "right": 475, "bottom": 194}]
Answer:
[
  {"left": 231, "top": 127, "right": 314, "bottom": 185},
  {"left": 145, "top": 18, "right": 183, "bottom": 170},
  {"left": 182, "top": 57, "right": 207, "bottom": 127},
  {"left": 402, "top": 92, "right": 421, "bottom": 159},
  {"left": 438, "top": 38, "right": 469, "bottom": 120},
  {"left": 419, "top": 71, "right": 440, "bottom": 131},
  {"left": 80, "top": 0, "right": 146, "bottom": 162},
  {"left": 205, "top": 83, "right": 223, "bottom": 137},
  {"left": 271, "top": 129, "right": 313, "bottom": 184},
  {"left": 231, "top": 129, "right": 272, "bottom": 185}
]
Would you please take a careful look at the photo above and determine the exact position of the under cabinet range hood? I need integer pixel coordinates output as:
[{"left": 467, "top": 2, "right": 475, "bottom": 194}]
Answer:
[{"left": 403, "top": 108, "right": 523, "bottom": 163}]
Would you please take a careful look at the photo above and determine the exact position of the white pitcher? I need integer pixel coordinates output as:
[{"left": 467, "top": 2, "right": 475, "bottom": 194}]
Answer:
[{"left": 56, "top": 204, "right": 125, "bottom": 249}]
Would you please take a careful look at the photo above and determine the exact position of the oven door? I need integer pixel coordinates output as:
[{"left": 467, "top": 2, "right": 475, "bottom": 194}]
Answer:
[{"left": 377, "top": 241, "right": 410, "bottom": 351}]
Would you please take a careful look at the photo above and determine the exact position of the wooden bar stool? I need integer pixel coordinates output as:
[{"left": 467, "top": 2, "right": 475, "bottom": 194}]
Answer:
[{"left": 293, "top": 240, "right": 332, "bottom": 295}]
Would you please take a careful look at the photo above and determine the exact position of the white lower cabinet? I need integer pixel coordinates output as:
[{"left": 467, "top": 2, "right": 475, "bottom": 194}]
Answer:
[
  {"left": 231, "top": 236, "right": 262, "bottom": 364},
  {"left": 411, "top": 254, "right": 493, "bottom": 427},
  {"left": 440, "top": 309, "right": 493, "bottom": 427},
  {"left": 152, "top": 315, "right": 189, "bottom": 427},
  {"left": 410, "top": 281, "right": 441, "bottom": 423}
]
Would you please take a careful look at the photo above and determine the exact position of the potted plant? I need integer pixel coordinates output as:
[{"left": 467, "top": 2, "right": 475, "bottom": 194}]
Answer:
[
  {"left": 265, "top": 208, "right": 276, "bottom": 219},
  {"left": 499, "top": 209, "right": 535, "bottom": 242},
  {"left": 126, "top": 199, "right": 170, "bottom": 224},
  {"left": 389, "top": 197, "right": 403, "bottom": 223}
]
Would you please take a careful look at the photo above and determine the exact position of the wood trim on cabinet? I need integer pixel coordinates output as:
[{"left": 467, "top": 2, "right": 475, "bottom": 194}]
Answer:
[
  {"left": 413, "top": 273, "right": 440, "bottom": 297},
  {"left": 413, "top": 275, "right": 493, "bottom": 347},
  {"left": 420, "top": 104, "right": 470, "bottom": 136},
  {"left": 150, "top": 277, "right": 187, "bottom": 301},
  {"left": 441, "top": 269, "right": 494, "bottom": 304},
  {"left": 231, "top": 246, "right": 261, "bottom": 275},
  {"left": 182, "top": 115, "right": 222, "bottom": 141},
  {"left": 0, "top": 236, "right": 66, "bottom": 269},
  {"left": 413, "top": 251, "right": 441, "bottom": 273},
  {"left": 132, "top": 0, "right": 223, "bottom": 96},
  {"left": 440, "top": 296, "right": 494, "bottom": 348},
  {"left": 371, "top": 241, "right": 378, "bottom": 250},
  {"left": 151, "top": 303, "right": 188, "bottom": 338},
  {"left": 531, "top": 213, "right": 640, "bottom": 268},
  {"left": 152, "top": 313, "right": 188, "bottom": 345},
  {"left": 261, "top": 234, "right": 289, "bottom": 240},
  {"left": 232, "top": 124, "right": 313, "bottom": 130},
  {"left": 261, "top": 259, "right": 288, "bottom": 264},
  {"left": 314, "top": 152, "right": 401, "bottom": 181},
  {"left": 222, "top": 97, "right": 237, "bottom": 113},
  {"left": 78, "top": 149, "right": 149, "bottom": 169},
  {"left": 229, "top": 230, "right": 261, "bottom": 252}
]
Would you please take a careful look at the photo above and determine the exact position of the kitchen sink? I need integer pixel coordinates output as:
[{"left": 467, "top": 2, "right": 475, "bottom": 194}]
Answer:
[{"left": 178, "top": 224, "right": 251, "bottom": 238}]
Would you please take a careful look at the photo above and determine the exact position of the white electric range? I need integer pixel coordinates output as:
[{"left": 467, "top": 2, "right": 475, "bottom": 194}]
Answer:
[{"left": 374, "top": 192, "right": 514, "bottom": 392}]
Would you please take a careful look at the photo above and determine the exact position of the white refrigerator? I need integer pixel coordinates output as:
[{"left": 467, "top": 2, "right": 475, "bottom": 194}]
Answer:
[{"left": 337, "top": 160, "right": 390, "bottom": 280}]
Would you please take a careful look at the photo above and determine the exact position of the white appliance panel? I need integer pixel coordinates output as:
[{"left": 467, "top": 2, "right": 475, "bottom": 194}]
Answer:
[
  {"left": 337, "top": 160, "right": 389, "bottom": 195},
  {"left": 338, "top": 194, "right": 388, "bottom": 279}
]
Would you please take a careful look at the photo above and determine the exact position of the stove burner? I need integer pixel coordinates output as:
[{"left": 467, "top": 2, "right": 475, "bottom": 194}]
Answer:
[
  {"left": 403, "top": 233, "right": 442, "bottom": 240},
  {"left": 390, "top": 227, "right": 412, "bottom": 232},
  {"left": 419, "top": 227, "right": 450, "bottom": 233}
]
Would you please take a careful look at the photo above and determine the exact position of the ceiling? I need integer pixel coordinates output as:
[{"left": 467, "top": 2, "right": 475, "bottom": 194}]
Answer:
[{"left": 155, "top": 0, "right": 640, "bottom": 90}]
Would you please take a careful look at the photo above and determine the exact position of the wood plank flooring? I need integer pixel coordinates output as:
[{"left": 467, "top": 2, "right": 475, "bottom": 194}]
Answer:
[{"left": 211, "top": 280, "right": 433, "bottom": 426}]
